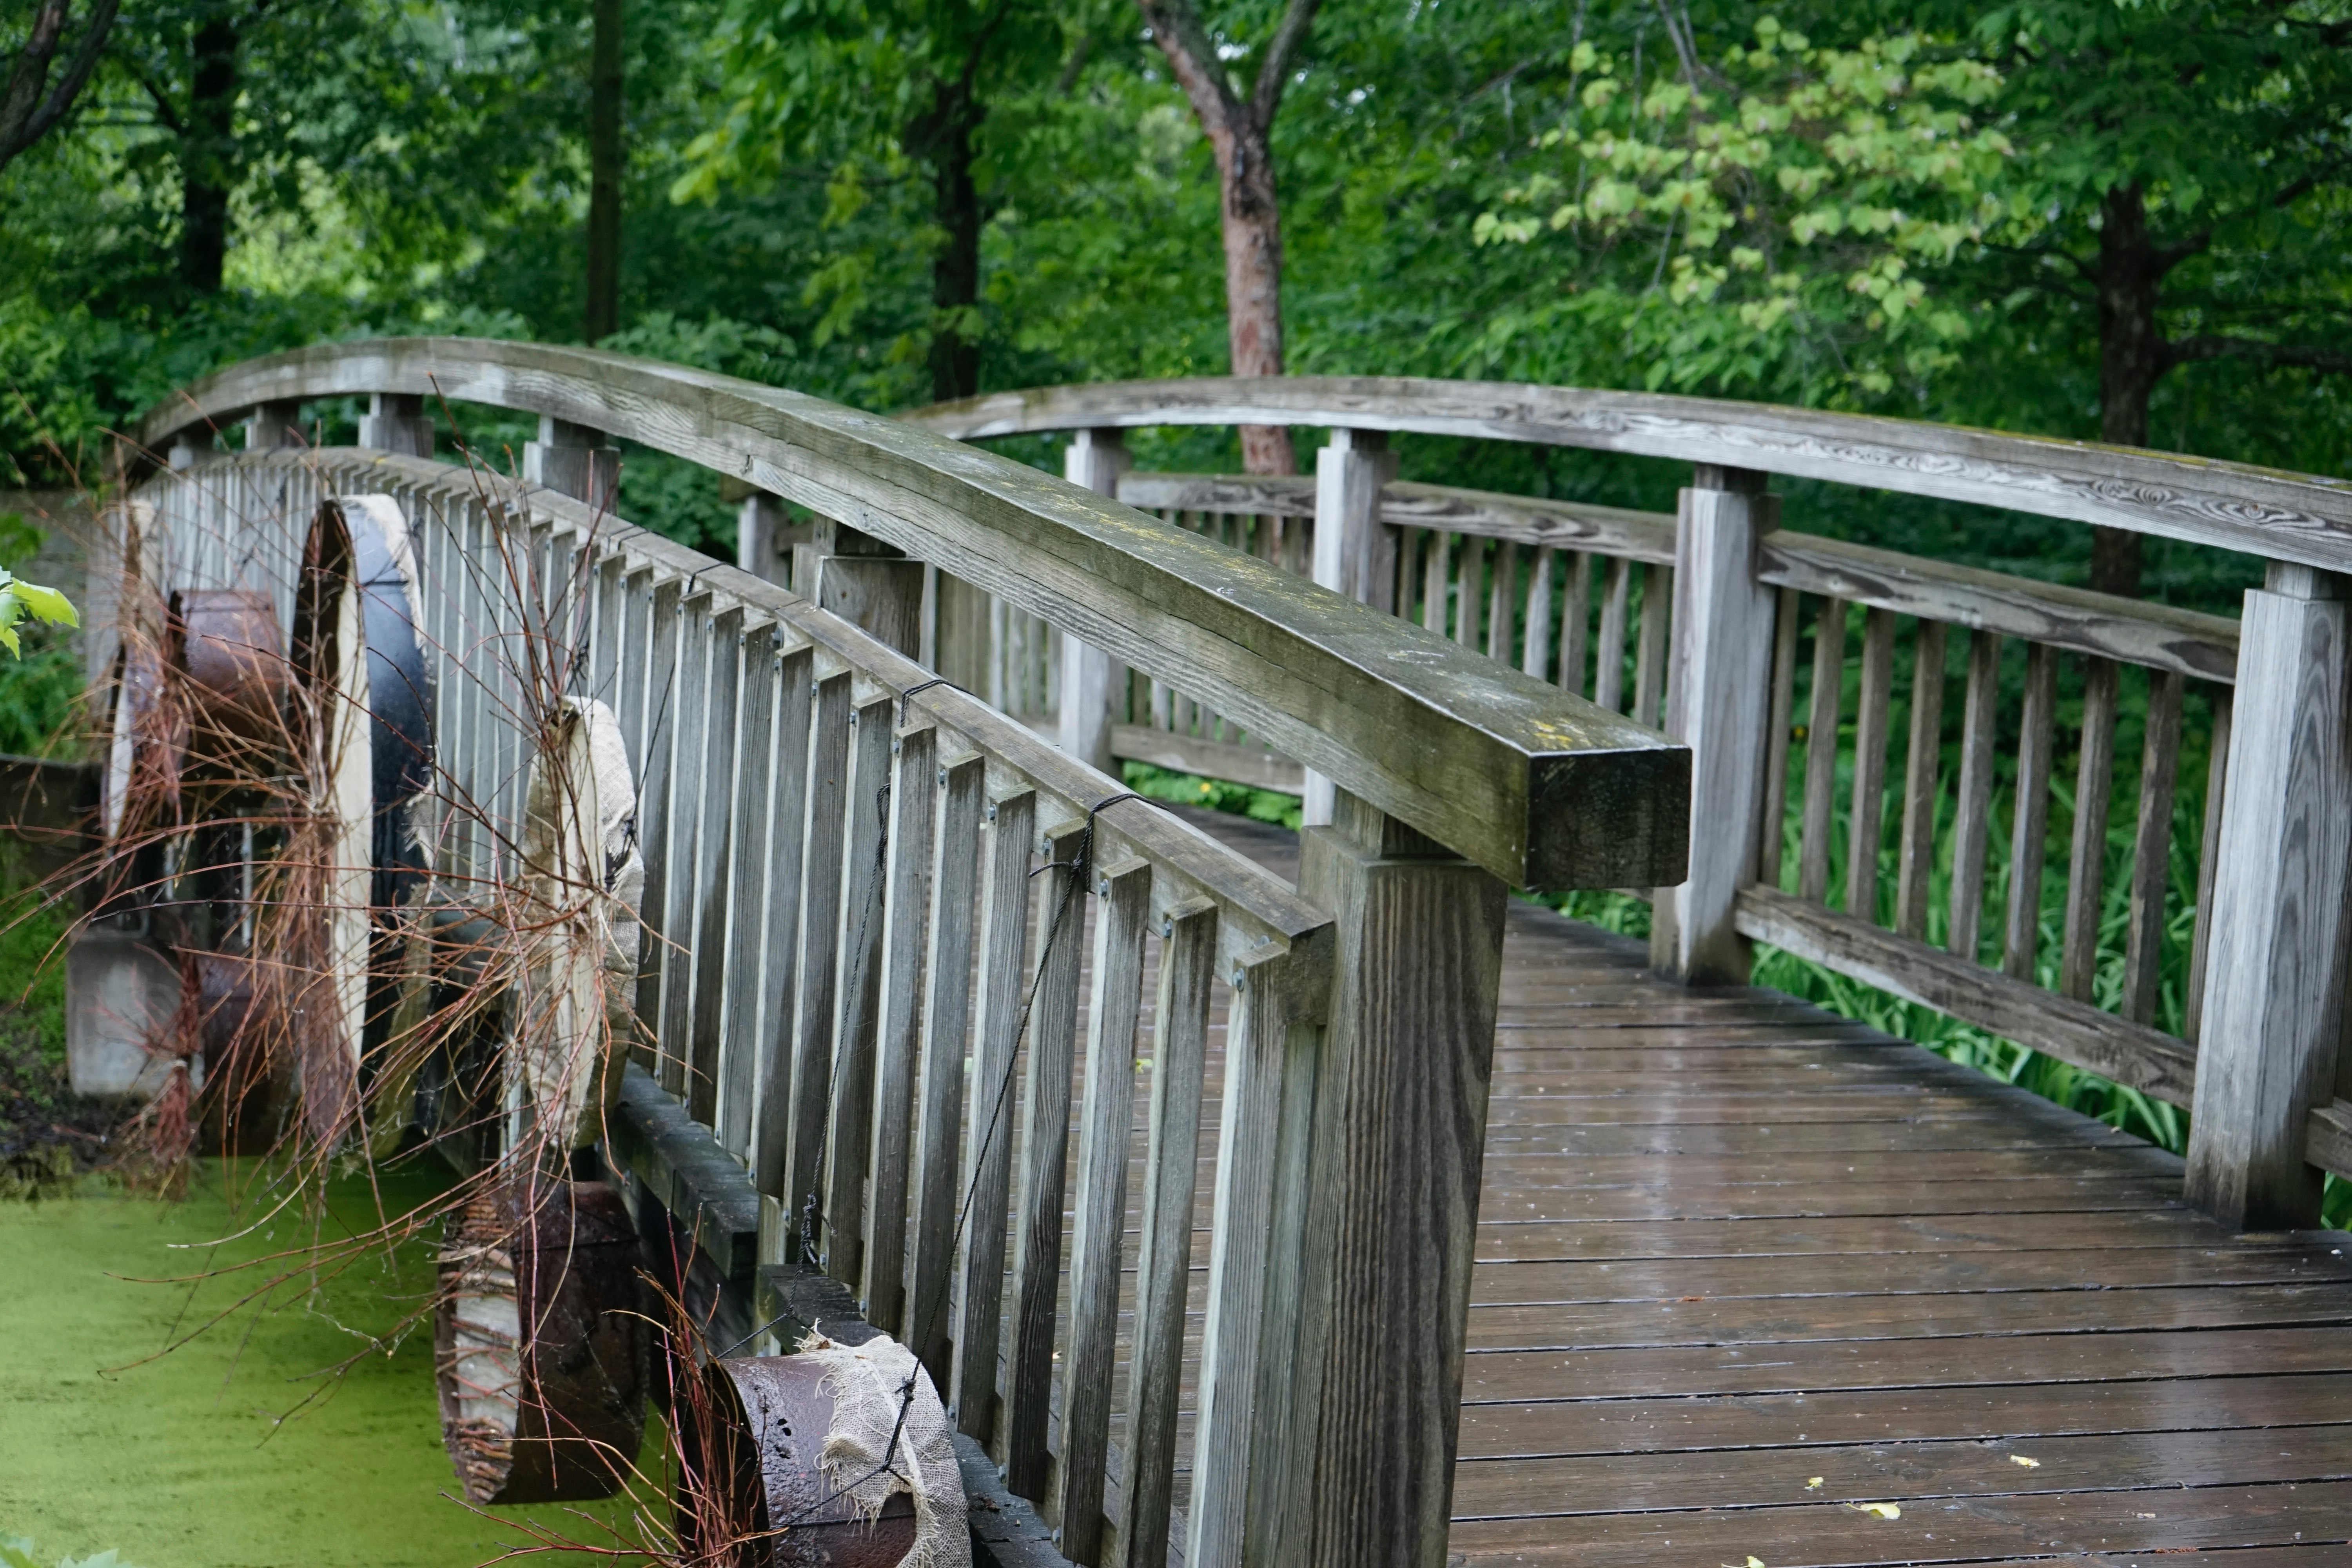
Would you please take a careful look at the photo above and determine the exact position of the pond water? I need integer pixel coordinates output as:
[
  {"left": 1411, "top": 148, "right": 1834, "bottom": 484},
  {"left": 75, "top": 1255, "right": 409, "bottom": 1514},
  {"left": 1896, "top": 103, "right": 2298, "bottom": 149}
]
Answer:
[{"left": 0, "top": 1161, "right": 651, "bottom": 1568}]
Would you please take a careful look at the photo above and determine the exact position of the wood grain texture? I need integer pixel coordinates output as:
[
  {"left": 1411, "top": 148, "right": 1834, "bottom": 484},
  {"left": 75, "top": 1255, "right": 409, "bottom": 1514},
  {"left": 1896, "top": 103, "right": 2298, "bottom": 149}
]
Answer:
[
  {"left": 820, "top": 693, "right": 896, "bottom": 1287},
  {"left": 1757, "top": 586, "right": 1800, "bottom": 891},
  {"left": 1895, "top": 619, "right": 1946, "bottom": 940},
  {"left": 1118, "top": 897, "right": 1217, "bottom": 1568},
  {"left": 716, "top": 621, "right": 775, "bottom": 1154},
  {"left": 2123, "top": 668, "right": 2183, "bottom": 1024},
  {"left": 1798, "top": 598, "right": 1845, "bottom": 906},
  {"left": 1844, "top": 607, "right": 1896, "bottom": 922},
  {"left": 893, "top": 374, "right": 2352, "bottom": 572},
  {"left": 659, "top": 590, "right": 716, "bottom": 1096},
  {"left": 905, "top": 750, "right": 985, "bottom": 1383},
  {"left": 1520, "top": 547, "right": 1556, "bottom": 682},
  {"left": 2186, "top": 687, "right": 2232, "bottom": 1046},
  {"left": 2060, "top": 655, "right": 2119, "bottom": 1003},
  {"left": 635, "top": 575, "right": 683, "bottom": 1073},
  {"left": 1946, "top": 629, "right": 2000, "bottom": 965},
  {"left": 2003, "top": 642, "right": 2059, "bottom": 981},
  {"left": 860, "top": 720, "right": 938, "bottom": 1334},
  {"left": 144, "top": 345, "right": 1690, "bottom": 891},
  {"left": 1736, "top": 886, "right": 2196, "bottom": 1107},
  {"left": 687, "top": 605, "right": 744, "bottom": 1123},
  {"left": 1632, "top": 563, "right": 1671, "bottom": 730},
  {"left": 953, "top": 785, "right": 1035, "bottom": 1440},
  {"left": 2187, "top": 577, "right": 2352, "bottom": 1231},
  {"left": 1595, "top": 556, "right": 1632, "bottom": 715},
  {"left": 1004, "top": 819, "right": 1089, "bottom": 1499},
  {"left": 1560, "top": 552, "right": 1592, "bottom": 699},
  {"left": 783, "top": 671, "right": 852, "bottom": 1245},
  {"left": 752, "top": 645, "right": 815, "bottom": 1196},
  {"left": 1056, "top": 856, "right": 1153, "bottom": 1564}
]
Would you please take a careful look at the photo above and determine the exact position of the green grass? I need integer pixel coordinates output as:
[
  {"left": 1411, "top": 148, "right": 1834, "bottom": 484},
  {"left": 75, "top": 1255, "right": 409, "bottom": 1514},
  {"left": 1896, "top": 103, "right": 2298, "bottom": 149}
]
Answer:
[{"left": 0, "top": 1161, "right": 648, "bottom": 1568}]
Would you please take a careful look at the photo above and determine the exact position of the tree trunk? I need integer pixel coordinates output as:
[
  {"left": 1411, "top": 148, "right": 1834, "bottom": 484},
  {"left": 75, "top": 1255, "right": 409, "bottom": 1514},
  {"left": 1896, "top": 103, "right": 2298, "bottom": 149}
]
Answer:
[
  {"left": 926, "top": 93, "right": 982, "bottom": 403},
  {"left": 2093, "top": 183, "right": 2163, "bottom": 597},
  {"left": 1217, "top": 119, "right": 1294, "bottom": 475},
  {"left": 180, "top": 10, "right": 237, "bottom": 295},
  {"left": 584, "top": 0, "right": 624, "bottom": 344}
]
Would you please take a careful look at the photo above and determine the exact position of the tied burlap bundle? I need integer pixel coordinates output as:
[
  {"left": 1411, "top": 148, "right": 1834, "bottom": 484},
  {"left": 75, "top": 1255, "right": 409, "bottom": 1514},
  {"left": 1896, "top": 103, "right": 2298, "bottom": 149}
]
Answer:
[{"left": 795, "top": 1329, "right": 969, "bottom": 1568}]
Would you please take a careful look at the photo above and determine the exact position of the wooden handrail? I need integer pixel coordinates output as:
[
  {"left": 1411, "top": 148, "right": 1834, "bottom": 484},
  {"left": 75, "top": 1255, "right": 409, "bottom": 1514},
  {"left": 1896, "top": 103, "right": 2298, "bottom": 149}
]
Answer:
[
  {"left": 136, "top": 340, "right": 1686, "bottom": 891},
  {"left": 906, "top": 375, "right": 2352, "bottom": 573}
]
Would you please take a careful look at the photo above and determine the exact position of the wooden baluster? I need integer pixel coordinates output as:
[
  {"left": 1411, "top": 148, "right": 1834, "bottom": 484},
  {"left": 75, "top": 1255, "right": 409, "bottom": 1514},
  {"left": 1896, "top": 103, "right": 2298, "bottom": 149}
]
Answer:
[
  {"left": 2060, "top": 656, "right": 2121, "bottom": 1002},
  {"left": 1061, "top": 430, "right": 1131, "bottom": 771},
  {"left": 1633, "top": 562, "right": 1673, "bottom": 729},
  {"left": 618, "top": 566, "right": 654, "bottom": 762},
  {"left": 753, "top": 645, "right": 817, "bottom": 1209},
  {"left": 658, "top": 588, "right": 716, "bottom": 1097},
  {"left": 953, "top": 784, "right": 1036, "bottom": 1438},
  {"left": 1454, "top": 538, "right": 1485, "bottom": 652},
  {"left": 1285, "top": 793, "right": 1506, "bottom": 1568},
  {"left": 1307, "top": 428, "right": 1399, "bottom": 824},
  {"left": 820, "top": 691, "right": 897, "bottom": 1287},
  {"left": 1120, "top": 896, "right": 1216, "bottom": 1568},
  {"left": 2122, "top": 669, "right": 2184, "bottom": 1024},
  {"left": 1004, "top": 817, "right": 1091, "bottom": 1498},
  {"left": 1520, "top": 546, "right": 1557, "bottom": 681},
  {"left": 1798, "top": 598, "right": 1846, "bottom": 906},
  {"left": 522, "top": 415, "right": 619, "bottom": 515},
  {"left": 1757, "top": 586, "right": 1801, "bottom": 890},
  {"left": 1486, "top": 539, "right": 1517, "bottom": 664},
  {"left": 717, "top": 625, "right": 778, "bottom": 1156},
  {"left": 632, "top": 577, "right": 683, "bottom": 1044},
  {"left": 1947, "top": 630, "right": 2003, "bottom": 964},
  {"left": 2187, "top": 564, "right": 2352, "bottom": 1230},
  {"left": 1559, "top": 551, "right": 1592, "bottom": 699},
  {"left": 590, "top": 552, "right": 623, "bottom": 710},
  {"left": 907, "top": 751, "right": 987, "bottom": 1384},
  {"left": 687, "top": 605, "right": 744, "bottom": 1123},
  {"left": 1895, "top": 620, "right": 1949, "bottom": 940},
  {"left": 357, "top": 392, "right": 433, "bottom": 456},
  {"left": 2185, "top": 688, "right": 2232, "bottom": 1044},
  {"left": 1421, "top": 530, "right": 1449, "bottom": 637},
  {"left": 1653, "top": 466, "right": 1776, "bottom": 982},
  {"left": 1845, "top": 608, "right": 1897, "bottom": 921},
  {"left": 1395, "top": 526, "right": 1421, "bottom": 621},
  {"left": 862, "top": 719, "right": 939, "bottom": 1332},
  {"left": 1056, "top": 855, "right": 1154, "bottom": 1564},
  {"left": 1595, "top": 556, "right": 1633, "bottom": 713},
  {"left": 2003, "top": 642, "right": 2060, "bottom": 980},
  {"left": 1183, "top": 945, "right": 1309, "bottom": 1568},
  {"left": 782, "top": 670, "right": 853, "bottom": 1256}
]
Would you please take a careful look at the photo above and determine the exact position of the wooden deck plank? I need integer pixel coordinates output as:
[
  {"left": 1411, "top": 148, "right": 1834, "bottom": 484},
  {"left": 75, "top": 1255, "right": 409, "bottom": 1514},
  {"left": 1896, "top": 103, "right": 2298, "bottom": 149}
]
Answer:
[{"left": 1146, "top": 809, "right": 2352, "bottom": 1568}]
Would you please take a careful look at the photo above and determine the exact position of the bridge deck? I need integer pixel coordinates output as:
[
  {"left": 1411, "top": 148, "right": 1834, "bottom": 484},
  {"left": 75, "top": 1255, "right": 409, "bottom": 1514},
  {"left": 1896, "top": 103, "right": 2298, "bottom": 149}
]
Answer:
[{"left": 1181, "top": 809, "right": 2352, "bottom": 1568}]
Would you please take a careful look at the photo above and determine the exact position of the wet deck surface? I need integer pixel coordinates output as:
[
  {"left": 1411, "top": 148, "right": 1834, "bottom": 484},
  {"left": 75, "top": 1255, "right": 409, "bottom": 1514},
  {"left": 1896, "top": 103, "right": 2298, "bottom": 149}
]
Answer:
[{"left": 1177, "top": 808, "right": 2352, "bottom": 1568}]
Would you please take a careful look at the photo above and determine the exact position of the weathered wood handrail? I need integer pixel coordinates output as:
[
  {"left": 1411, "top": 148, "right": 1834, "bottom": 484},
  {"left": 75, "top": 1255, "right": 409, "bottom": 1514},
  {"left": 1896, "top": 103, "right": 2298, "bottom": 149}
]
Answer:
[
  {"left": 137, "top": 341, "right": 1687, "bottom": 893},
  {"left": 906, "top": 373, "right": 2352, "bottom": 1237}
]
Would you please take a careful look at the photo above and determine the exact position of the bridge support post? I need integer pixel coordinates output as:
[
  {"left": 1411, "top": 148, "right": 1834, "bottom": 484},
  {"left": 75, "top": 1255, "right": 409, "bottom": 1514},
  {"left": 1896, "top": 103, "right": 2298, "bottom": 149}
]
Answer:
[
  {"left": 731, "top": 488, "right": 805, "bottom": 589},
  {"left": 1279, "top": 790, "right": 1506, "bottom": 1568},
  {"left": 243, "top": 401, "right": 305, "bottom": 450},
  {"left": 805, "top": 518, "right": 924, "bottom": 659},
  {"left": 357, "top": 392, "right": 433, "bottom": 456},
  {"left": 1651, "top": 465, "right": 1778, "bottom": 984},
  {"left": 2187, "top": 563, "right": 2352, "bottom": 1231},
  {"left": 1303, "top": 429, "right": 1400, "bottom": 827},
  {"left": 524, "top": 415, "right": 620, "bottom": 513},
  {"left": 1059, "top": 428, "right": 1129, "bottom": 773}
]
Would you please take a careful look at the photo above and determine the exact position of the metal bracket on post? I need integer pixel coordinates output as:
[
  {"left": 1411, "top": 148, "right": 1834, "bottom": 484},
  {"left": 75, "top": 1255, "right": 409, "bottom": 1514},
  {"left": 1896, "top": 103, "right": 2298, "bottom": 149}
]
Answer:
[
  {"left": 1652, "top": 463, "right": 1778, "bottom": 983},
  {"left": 1060, "top": 428, "right": 1130, "bottom": 774},
  {"left": 1303, "top": 428, "right": 1401, "bottom": 826},
  {"left": 357, "top": 392, "right": 434, "bottom": 456},
  {"left": 2186, "top": 561, "right": 2352, "bottom": 1231},
  {"left": 524, "top": 415, "right": 621, "bottom": 514}
]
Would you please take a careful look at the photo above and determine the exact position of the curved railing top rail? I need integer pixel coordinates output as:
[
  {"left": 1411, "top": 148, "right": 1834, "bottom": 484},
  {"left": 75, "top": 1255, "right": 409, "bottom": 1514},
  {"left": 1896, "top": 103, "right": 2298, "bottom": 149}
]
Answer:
[
  {"left": 904, "top": 376, "right": 2352, "bottom": 575},
  {"left": 135, "top": 338, "right": 1687, "bottom": 890}
]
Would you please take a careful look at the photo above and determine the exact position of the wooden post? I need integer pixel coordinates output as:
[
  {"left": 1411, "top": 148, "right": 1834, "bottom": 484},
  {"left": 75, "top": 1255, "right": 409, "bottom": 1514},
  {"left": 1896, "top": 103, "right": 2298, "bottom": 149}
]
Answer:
[
  {"left": 1281, "top": 790, "right": 1506, "bottom": 1568},
  {"left": 1304, "top": 429, "right": 1400, "bottom": 826},
  {"left": 1058, "top": 429, "right": 1129, "bottom": 773},
  {"left": 2185, "top": 561, "right": 2352, "bottom": 1231},
  {"left": 524, "top": 416, "right": 620, "bottom": 514},
  {"left": 810, "top": 518, "right": 924, "bottom": 658},
  {"left": 244, "top": 401, "right": 304, "bottom": 450},
  {"left": 1650, "top": 465, "right": 1777, "bottom": 982},
  {"left": 357, "top": 392, "right": 432, "bottom": 456},
  {"left": 734, "top": 490, "right": 801, "bottom": 588}
]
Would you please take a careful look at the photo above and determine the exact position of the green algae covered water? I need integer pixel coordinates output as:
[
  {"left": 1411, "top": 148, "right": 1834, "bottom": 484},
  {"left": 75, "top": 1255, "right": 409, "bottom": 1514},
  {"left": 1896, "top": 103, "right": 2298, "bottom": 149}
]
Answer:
[{"left": 0, "top": 1160, "right": 652, "bottom": 1568}]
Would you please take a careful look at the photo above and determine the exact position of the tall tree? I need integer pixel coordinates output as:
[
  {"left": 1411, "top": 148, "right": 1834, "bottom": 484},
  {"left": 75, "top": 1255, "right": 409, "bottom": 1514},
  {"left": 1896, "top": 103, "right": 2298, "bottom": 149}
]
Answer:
[
  {"left": 585, "top": 0, "right": 622, "bottom": 342},
  {"left": 0, "top": 0, "right": 118, "bottom": 178},
  {"left": 1134, "top": 0, "right": 1317, "bottom": 474},
  {"left": 681, "top": 0, "right": 1068, "bottom": 403},
  {"left": 1951, "top": 1, "right": 2352, "bottom": 594}
]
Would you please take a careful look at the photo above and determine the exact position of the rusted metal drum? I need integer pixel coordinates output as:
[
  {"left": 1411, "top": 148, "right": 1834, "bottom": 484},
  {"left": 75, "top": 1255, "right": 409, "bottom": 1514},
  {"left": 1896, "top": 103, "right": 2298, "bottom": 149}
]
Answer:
[
  {"left": 189, "top": 952, "right": 284, "bottom": 1153},
  {"left": 435, "top": 1177, "right": 647, "bottom": 1503},
  {"left": 678, "top": 1355, "right": 921, "bottom": 1568},
  {"left": 170, "top": 589, "right": 292, "bottom": 789}
]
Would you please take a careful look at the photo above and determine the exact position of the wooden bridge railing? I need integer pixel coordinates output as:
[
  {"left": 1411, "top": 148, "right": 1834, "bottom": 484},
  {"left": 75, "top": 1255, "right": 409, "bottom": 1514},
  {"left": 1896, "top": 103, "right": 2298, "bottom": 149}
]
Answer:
[
  {"left": 125, "top": 342, "right": 1685, "bottom": 1568},
  {"left": 909, "top": 376, "right": 2352, "bottom": 1236}
]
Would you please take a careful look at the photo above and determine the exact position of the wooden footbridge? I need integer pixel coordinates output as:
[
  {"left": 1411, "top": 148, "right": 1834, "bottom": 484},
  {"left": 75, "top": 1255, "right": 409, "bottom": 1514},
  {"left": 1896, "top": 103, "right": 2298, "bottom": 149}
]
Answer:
[{"left": 107, "top": 341, "right": 2352, "bottom": 1566}]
